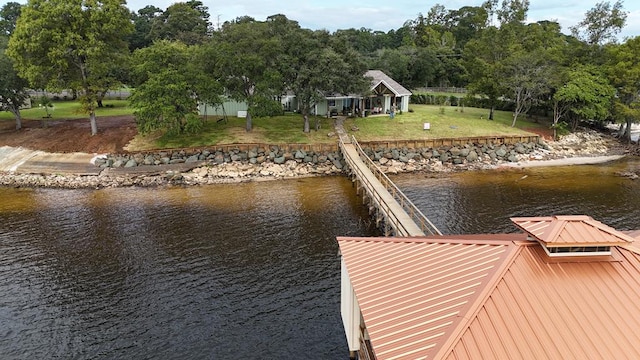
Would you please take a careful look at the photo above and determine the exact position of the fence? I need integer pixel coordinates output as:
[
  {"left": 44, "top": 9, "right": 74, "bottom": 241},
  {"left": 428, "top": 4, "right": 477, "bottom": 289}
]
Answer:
[
  {"left": 416, "top": 87, "right": 468, "bottom": 94},
  {"left": 343, "top": 135, "right": 441, "bottom": 236}
]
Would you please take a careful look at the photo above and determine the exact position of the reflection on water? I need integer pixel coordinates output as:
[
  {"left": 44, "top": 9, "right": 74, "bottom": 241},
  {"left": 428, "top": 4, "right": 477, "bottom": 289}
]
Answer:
[
  {"left": 393, "top": 157, "right": 640, "bottom": 234},
  {"left": 0, "top": 177, "right": 379, "bottom": 359}
]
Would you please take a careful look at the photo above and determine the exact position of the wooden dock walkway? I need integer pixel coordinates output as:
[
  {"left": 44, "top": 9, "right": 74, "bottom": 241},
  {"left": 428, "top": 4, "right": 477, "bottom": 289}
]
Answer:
[{"left": 336, "top": 118, "right": 441, "bottom": 237}]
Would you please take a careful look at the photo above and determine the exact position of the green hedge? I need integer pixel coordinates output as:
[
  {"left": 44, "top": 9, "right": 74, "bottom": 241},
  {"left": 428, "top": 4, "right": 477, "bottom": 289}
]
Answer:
[{"left": 411, "top": 93, "right": 517, "bottom": 112}]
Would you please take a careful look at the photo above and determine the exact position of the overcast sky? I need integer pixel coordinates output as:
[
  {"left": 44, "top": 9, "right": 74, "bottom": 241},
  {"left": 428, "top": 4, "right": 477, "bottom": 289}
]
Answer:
[{"left": 3, "top": 0, "right": 639, "bottom": 40}]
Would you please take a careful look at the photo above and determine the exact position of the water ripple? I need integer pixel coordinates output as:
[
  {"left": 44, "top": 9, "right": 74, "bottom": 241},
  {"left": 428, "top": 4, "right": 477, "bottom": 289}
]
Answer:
[{"left": 0, "top": 177, "right": 373, "bottom": 359}]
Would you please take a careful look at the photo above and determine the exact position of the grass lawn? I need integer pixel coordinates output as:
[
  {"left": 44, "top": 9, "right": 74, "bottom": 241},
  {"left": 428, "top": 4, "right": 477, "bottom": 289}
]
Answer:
[
  {"left": 343, "top": 104, "right": 549, "bottom": 141},
  {"left": 0, "top": 99, "right": 132, "bottom": 121},
  {"left": 2, "top": 98, "right": 551, "bottom": 151},
  {"left": 130, "top": 105, "right": 549, "bottom": 150},
  {"left": 130, "top": 114, "right": 338, "bottom": 150}
]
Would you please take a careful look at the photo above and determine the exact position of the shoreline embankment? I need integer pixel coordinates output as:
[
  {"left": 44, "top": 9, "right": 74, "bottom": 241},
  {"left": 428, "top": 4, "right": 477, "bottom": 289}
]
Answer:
[{"left": 0, "top": 130, "right": 630, "bottom": 189}]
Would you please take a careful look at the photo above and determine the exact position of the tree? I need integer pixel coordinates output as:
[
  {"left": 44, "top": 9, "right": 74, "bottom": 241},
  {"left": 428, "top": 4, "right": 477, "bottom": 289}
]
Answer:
[
  {"left": 0, "top": 2, "right": 21, "bottom": 36},
  {"left": 606, "top": 37, "right": 640, "bottom": 143},
  {"left": 129, "top": 40, "right": 221, "bottom": 135},
  {"left": 496, "top": 0, "right": 529, "bottom": 25},
  {"left": 571, "top": 0, "right": 627, "bottom": 46},
  {"left": 552, "top": 66, "right": 614, "bottom": 138},
  {"left": 205, "top": 18, "right": 283, "bottom": 132},
  {"left": 129, "top": 5, "right": 163, "bottom": 50},
  {"left": 7, "top": 0, "right": 132, "bottom": 136},
  {"left": 447, "top": 5, "right": 489, "bottom": 48},
  {"left": 371, "top": 48, "right": 411, "bottom": 86},
  {"left": 149, "top": 0, "right": 210, "bottom": 45},
  {"left": 500, "top": 42, "right": 552, "bottom": 127},
  {"left": 0, "top": 36, "right": 29, "bottom": 130},
  {"left": 464, "top": 26, "right": 507, "bottom": 120},
  {"left": 279, "top": 25, "right": 364, "bottom": 132},
  {"left": 333, "top": 28, "right": 379, "bottom": 55}
]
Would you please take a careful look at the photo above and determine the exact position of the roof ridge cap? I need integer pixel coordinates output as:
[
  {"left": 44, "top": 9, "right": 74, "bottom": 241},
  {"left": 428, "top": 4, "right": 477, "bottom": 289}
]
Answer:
[
  {"left": 583, "top": 218, "right": 636, "bottom": 243},
  {"left": 540, "top": 218, "right": 567, "bottom": 244},
  {"left": 431, "top": 241, "right": 524, "bottom": 360}
]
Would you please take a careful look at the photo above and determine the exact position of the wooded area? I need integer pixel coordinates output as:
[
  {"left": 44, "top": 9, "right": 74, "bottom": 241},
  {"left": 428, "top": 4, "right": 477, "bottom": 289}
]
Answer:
[{"left": 1, "top": 0, "right": 639, "bottom": 142}]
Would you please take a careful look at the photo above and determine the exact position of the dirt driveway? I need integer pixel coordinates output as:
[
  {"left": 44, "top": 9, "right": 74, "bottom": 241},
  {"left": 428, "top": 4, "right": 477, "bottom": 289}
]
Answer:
[{"left": 0, "top": 116, "right": 138, "bottom": 154}]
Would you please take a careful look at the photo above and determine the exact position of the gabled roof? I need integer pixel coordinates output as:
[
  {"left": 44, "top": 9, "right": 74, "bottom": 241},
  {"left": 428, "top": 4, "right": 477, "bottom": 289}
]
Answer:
[
  {"left": 366, "top": 70, "right": 412, "bottom": 97},
  {"left": 511, "top": 215, "right": 635, "bottom": 247},
  {"left": 338, "top": 236, "right": 523, "bottom": 359},
  {"left": 338, "top": 224, "right": 640, "bottom": 360}
]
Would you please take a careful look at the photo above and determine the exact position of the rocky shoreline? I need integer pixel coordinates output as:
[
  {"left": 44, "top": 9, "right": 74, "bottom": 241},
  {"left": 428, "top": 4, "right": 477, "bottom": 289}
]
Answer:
[{"left": 0, "top": 130, "right": 628, "bottom": 189}]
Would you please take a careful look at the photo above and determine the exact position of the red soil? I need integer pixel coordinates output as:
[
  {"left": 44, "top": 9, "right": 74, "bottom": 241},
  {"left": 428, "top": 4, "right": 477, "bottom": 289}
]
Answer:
[{"left": 0, "top": 116, "right": 138, "bottom": 153}]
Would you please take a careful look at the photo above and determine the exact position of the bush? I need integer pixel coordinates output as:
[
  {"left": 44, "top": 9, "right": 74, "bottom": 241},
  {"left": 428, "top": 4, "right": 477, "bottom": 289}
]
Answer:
[
  {"left": 183, "top": 114, "right": 204, "bottom": 134},
  {"left": 250, "top": 96, "right": 284, "bottom": 117},
  {"left": 462, "top": 95, "right": 515, "bottom": 112},
  {"left": 551, "top": 121, "right": 569, "bottom": 137}
]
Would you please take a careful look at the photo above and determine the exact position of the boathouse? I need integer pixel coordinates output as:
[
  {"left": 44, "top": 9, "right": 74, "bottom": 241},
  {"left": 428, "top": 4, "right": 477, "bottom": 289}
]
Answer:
[{"left": 338, "top": 215, "right": 640, "bottom": 359}]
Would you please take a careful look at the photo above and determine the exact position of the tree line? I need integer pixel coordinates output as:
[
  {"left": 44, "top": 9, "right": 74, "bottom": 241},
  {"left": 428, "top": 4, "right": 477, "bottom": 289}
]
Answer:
[{"left": 1, "top": 0, "right": 639, "bottom": 142}]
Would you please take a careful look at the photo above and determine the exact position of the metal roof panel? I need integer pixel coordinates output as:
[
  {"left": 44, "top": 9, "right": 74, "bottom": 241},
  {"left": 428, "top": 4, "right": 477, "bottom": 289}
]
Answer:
[
  {"left": 340, "top": 228, "right": 640, "bottom": 360},
  {"left": 511, "top": 215, "right": 634, "bottom": 246},
  {"left": 337, "top": 237, "right": 520, "bottom": 360},
  {"left": 444, "top": 245, "right": 640, "bottom": 359}
]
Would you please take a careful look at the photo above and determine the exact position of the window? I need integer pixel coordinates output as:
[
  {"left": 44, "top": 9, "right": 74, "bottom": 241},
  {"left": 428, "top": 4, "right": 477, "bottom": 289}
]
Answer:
[{"left": 545, "top": 245, "right": 611, "bottom": 257}]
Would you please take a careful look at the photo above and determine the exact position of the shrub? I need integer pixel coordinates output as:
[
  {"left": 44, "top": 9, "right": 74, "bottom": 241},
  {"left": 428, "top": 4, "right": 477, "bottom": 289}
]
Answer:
[{"left": 250, "top": 96, "right": 284, "bottom": 117}]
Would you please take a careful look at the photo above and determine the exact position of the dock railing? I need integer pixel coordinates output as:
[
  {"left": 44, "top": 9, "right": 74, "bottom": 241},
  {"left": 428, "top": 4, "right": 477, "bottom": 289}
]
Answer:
[
  {"left": 343, "top": 136, "right": 442, "bottom": 236},
  {"left": 341, "top": 142, "right": 420, "bottom": 236}
]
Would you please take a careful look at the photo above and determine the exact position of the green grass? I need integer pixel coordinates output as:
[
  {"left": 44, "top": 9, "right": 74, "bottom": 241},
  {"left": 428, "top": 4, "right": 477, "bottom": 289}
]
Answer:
[
  {"left": 150, "top": 114, "right": 338, "bottom": 149},
  {"left": 137, "top": 106, "right": 549, "bottom": 150},
  {"left": 0, "top": 99, "right": 132, "bottom": 121},
  {"left": 343, "top": 104, "right": 549, "bottom": 141},
  {"left": 2, "top": 98, "right": 551, "bottom": 151}
]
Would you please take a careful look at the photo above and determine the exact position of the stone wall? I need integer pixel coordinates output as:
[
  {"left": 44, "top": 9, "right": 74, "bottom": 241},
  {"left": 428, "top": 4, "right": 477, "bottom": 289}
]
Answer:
[
  {"left": 2, "top": 133, "right": 612, "bottom": 189},
  {"left": 95, "top": 146, "right": 344, "bottom": 169},
  {"left": 362, "top": 141, "right": 551, "bottom": 173}
]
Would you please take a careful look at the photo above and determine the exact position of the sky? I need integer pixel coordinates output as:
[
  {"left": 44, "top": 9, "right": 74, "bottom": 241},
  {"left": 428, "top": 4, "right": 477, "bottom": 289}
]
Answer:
[{"left": 3, "top": 0, "right": 640, "bottom": 40}]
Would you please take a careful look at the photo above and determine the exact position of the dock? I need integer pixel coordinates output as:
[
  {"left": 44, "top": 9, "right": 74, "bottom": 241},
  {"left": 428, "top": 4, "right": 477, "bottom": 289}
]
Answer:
[{"left": 336, "top": 121, "right": 441, "bottom": 237}]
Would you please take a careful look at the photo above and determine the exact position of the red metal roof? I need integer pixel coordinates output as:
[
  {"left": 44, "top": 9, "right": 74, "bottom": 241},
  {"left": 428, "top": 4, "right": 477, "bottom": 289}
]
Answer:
[
  {"left": 511, "top": 215, "right": 635, "bottom": 247},
  {"left": 443, "top": 244, "right": 640, "bottom": 360},
  {"left": 338, "top": 237, "right": 521, "bottom": 359},
  {"left": 338, "top": 222, "right": 640, "bottom": 359}
]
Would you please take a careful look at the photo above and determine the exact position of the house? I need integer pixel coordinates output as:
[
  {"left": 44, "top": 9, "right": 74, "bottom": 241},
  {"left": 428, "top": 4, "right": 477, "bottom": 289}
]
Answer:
[
  {"left": 198, "top": 70, "right": 412, "bottom": 118},
  {"left": 338, "top": 215, "right": 640, "bottom": 359},
  {"left": 296, "top": 70, "right": 412, "bottom": 118}
]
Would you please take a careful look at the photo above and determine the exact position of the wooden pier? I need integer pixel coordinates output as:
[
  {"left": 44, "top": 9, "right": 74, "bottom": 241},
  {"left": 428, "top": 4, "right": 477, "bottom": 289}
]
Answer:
[{"left": 339, "top": 135, "right": 441, "bottom": 237}]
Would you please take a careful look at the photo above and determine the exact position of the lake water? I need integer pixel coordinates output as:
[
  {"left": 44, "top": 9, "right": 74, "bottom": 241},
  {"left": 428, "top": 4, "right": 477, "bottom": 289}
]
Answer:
[
  {"left": 1, "top": 157, "right": 640, "bottom": 359},
  {"left": 0, "top": 178, "right": 379, "bottom": 359},
  {"left": 392, "top": 157, "right": 640, "bottom": 234}
]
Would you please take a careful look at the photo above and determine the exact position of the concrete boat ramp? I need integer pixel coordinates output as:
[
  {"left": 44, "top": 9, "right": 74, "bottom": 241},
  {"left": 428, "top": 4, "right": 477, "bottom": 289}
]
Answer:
[{"left": 0, "top": 146, "right": 101, "bottom": 175}]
